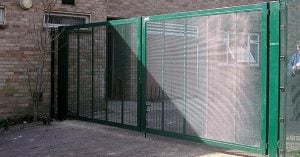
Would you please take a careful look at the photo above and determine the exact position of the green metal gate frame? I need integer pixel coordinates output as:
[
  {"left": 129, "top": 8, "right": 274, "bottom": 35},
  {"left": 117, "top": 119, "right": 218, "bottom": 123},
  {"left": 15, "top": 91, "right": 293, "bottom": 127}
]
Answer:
[
  {"left": 57, "top": 2, "right": 282, "bottom": 156},
  {"left": 58, "top": 18, "right": 143, "bottom": 131},
  {"left": 141, "top": 2, "right": 270, "bottom": 155}
]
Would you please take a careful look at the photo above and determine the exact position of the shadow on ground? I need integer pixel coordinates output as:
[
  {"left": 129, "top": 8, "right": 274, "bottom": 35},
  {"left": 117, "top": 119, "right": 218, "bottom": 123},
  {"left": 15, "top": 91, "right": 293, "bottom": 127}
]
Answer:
[{"left": 0, "top": 120, "right": 263, "bottom": 157}]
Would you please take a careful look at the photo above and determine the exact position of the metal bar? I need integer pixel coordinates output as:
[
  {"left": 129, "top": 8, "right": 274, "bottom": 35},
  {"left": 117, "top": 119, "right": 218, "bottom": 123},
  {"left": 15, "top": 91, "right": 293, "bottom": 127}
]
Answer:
[
  {"left": 137, "top": 17, "right": 142, "bottom": 130},
  {"left": 105, "top": 26, "right": 110, "bottom": 121},
  {"left": 140, "top": 17, "right": 147, "bottom": 132},
  {"left": 121, "top": 26, "right": 124, "bottom": 124},
  {"left": 77, "top": 28, "right": 80, "bottom": 116},
  {"left": 68, "top": 115, "right": 141, "bottom": 131},
  {"left": 161, "top": 21, "right": 165, "bottom": 131},
  {"left": 145, "top": 128, "right": 265, "bottom": 154},
  {"left": 260, "top": 3, "right": 269, "bottom": 154},
  {"left": 205, "top": 16, "right": 209, "bottom": 137},
  {"left": 147, "top": 3, "right": 267, "bottom": 22},
  {"left": 92, "top": 27, "right": 94, "bottom": 119},
  {"left": 57, "top": 27, "right": 69, "bottom": 120},
  {"left": 183, "top": 18, "right": 187, "bottom": 135},
  {"left": 50, "top": 29, "right": 55, "bottom": 118},
  {"left": 268, "top": 2, "right": 280, "bottom": 157},
  {"left": 65, "top": 18, "right": 140, "bottom": 30},
  {"left": 279, "top": 1, "right": 287, "bottom": 156}
]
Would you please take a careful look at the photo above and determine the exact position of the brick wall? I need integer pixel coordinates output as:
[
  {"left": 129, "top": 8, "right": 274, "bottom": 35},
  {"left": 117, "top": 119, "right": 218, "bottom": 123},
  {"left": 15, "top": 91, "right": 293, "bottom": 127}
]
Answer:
[
  {"left": 0, "top": 0, "right": 106, "bottom": 118},
  {"left": 107, "top": 0, "right": 270, "bottom": 18}
]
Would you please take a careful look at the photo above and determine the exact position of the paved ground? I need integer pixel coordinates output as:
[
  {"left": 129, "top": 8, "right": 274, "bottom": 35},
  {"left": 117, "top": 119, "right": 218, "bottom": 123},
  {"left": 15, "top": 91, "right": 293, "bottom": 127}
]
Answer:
[{"left": 0, "top": 120, "right": 263, "bottom": 157}]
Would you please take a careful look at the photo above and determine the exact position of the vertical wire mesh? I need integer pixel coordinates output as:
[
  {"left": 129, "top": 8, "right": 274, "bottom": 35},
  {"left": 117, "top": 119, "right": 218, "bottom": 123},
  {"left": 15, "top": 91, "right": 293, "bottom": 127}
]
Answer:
[
  {"left": 106, "top": 24, "right": 138, "bottom": 126},
  {"left": 79, "top": 28, "right": 93, "bottom": 118},
  {"left": 93, "top": 26, "right": 107, "bottom": 121},
  {"left": 67, "top": 22, "right": 138, "bottom": 127},
  {"left": 146, "top": 11, "right": 262, "bottom": 146},
  {"left": 68, "top": 31, "right": 78, "bottom": 115},
  {"left": 285, "top": 1, "right": 300, "bottom": 156}
]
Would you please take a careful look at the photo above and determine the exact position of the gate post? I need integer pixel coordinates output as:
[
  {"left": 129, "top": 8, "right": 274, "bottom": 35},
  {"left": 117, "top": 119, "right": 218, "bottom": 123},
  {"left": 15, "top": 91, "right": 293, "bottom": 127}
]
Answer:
[
  {"left": 268, "top": 2, "right": 280, "bottom": 157},
  {"left": 139, "top": 17, "right": 147, "bottom": 132},
  {"left": 57, "top": 27, "right": 69, "bottom": 120}
]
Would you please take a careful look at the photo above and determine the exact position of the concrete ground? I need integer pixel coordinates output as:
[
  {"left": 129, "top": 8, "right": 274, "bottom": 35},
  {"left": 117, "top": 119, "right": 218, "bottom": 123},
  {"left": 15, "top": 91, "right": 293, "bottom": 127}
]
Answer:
[{"left": 0, "top": 120, "right": 263, "bottom": 157}]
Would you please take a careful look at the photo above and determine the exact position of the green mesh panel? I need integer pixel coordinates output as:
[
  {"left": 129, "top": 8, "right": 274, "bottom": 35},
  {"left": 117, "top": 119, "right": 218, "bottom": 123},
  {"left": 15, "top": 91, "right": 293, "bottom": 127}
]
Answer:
[{"left": 146, "top": 11, "right": 262, "bottom": 147}]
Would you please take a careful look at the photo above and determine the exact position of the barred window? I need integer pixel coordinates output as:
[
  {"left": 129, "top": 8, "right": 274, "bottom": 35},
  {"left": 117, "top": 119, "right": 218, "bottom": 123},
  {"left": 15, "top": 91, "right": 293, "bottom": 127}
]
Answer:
[
  {"left": 44, "top": 12, "right": 90, "bottom": 27},
  {"left": 0, "top": 6, "right": 5, "bottom": 25}
]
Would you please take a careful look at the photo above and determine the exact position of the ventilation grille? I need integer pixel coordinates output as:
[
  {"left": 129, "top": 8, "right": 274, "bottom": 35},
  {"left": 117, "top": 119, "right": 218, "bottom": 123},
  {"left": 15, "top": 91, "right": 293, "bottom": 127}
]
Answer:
[{"left": 147, "top": 22, "right": 198, "bottom": 37}]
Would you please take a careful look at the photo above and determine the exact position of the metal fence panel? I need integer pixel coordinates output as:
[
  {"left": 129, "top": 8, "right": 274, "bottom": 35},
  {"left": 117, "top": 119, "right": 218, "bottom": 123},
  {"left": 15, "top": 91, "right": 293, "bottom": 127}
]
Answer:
[
  {"left": 56, "top": 2, "right": 273, "bottom": 155},
  {"left": 65, "top": 20, "right": 139, "bottom": 129},
  {"left": 145, "top": 5, "right": 266, "bottom": 152},
  {"left": 282, "top": 0, "right": 300, "bottom": 156}
]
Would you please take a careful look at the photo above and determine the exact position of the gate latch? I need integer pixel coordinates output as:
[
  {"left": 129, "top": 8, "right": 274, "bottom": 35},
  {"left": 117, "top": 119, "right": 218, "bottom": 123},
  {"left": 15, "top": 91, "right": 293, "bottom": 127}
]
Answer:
[{"left": 280, "top": 87, "right": 285, "bottom": 92}]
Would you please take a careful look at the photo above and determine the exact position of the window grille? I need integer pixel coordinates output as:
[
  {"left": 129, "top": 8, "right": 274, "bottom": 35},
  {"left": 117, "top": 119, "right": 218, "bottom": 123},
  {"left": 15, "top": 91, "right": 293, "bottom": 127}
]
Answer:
[
  {"left": 0, "top": 7, "right": 5, "bottom": 25},
  {"left": 44, "top": 12, "right": 90, "bottom": 27}
]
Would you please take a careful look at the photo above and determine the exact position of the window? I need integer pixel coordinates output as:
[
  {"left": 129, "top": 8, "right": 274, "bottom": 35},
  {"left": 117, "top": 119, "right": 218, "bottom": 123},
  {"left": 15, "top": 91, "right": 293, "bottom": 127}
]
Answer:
[
  {"left": 227, "top": 32, "right": 260, "bottom": 66},
  {"left": 215, "top": 31, "right": 260, "bottom": 66},
  {"left": 44, "top": 12, "right": 90, "bottom": 27},
  {"left": 0, "top": 6, "right": 5, "bottom": 25},
  {"left": 62, "top": 0, "right": 74, "bottom": 5}
]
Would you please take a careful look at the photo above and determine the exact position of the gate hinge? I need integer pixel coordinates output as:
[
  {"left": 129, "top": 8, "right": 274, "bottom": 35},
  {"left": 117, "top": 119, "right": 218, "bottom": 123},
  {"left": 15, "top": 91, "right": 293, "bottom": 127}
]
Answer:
[
  {"left": 280, "top": 25, "right": 286, "bottom": 30},
  {"left": 280, "top": 87, "right": 285, "bottom": 92},
  {"left": 277, "top": 140, "right": 285, "bottom": 156},
  {"left": 280, "top": 55, "right": 286, "bottom": 61},
  {"left": 279, "top": 117, "right": 285, "bottom": 123}
]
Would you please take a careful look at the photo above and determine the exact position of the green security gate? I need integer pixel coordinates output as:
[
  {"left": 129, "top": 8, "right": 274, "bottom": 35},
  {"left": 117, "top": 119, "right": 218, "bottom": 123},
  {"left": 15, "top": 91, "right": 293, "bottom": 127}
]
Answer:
[
  {"left": 142, "top": 3, "right": 269, "bottom": 154},
  {"left": 58, "top": 18, "right": 142, "bottom": 130},
  {"left": 57, "top": 2, "right": 282, "bottom": 156}
]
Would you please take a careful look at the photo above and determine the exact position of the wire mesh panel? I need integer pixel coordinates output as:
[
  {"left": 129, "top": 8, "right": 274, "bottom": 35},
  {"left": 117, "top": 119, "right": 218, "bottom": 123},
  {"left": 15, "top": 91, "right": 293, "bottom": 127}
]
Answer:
[
  {"left": 284, "top": 1, "right": 300, "bottom": 156},
  {"left": 58, "top": 4, "right": 270, "bottom": 154},
  {"left": 146, "top": 10, "right": 263, "bottom": 147},
  {"left": 66, "top": 20, "right": 139, "bottom": 128},
  {"left": 106, "top": 24, "right": 138, "bottom": 126},
  {"left": 68, "top": 31, "right": 79, "bottom": 116},
  {"left": 93, "top": 26, "right": 107, "bottom": 121}
]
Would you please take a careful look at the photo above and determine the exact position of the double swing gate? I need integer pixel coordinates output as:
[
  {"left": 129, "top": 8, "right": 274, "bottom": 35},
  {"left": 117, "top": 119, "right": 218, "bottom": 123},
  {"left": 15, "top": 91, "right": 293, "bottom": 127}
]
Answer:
[{"left": 57, "top": 2, "right": 283, "bottom": 156}]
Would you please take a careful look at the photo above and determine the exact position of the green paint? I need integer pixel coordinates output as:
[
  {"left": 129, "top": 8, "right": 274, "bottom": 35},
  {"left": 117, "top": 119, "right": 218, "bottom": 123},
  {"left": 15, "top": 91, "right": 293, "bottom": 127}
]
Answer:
[
  {"left": 260, "top": 3, "right": 268, "bottom": 154},
  {"left": 268, "top": 2, "right": 280, "bottom": 157}
]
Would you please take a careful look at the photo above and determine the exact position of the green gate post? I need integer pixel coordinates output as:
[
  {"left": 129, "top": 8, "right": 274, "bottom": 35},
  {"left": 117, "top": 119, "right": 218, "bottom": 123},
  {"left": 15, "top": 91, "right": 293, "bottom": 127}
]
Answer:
[
  {"left": 269, "top": 2, "right": 280, "bottom": 157},
  {"left": 140, "top": 17, "right": 147, "bottom": 132},
  {"left": 57, "top": 27, "right": 69, "bottom": 120},
  {"left": 137, "top": 17, "right": 143, "bottom": 130}
]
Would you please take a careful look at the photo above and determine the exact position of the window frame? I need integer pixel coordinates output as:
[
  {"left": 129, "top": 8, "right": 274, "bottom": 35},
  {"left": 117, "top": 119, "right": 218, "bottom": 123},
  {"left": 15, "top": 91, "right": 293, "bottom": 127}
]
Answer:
[
  {"left": 0, "top": 6, "right": 6, "bottom": 25},
  {"left": 43, "top": 11, "right": 91, "bottom": 28}
]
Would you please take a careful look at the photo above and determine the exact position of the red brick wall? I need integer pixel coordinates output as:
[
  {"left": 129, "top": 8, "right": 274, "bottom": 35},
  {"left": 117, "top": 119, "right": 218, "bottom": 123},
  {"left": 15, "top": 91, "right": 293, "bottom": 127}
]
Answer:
[
  {"left": 107, "top": 0, "right": 270, "bottom": 18},
  {"left": 0, "top": 0, "right": 106, "bottom": 117}
]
